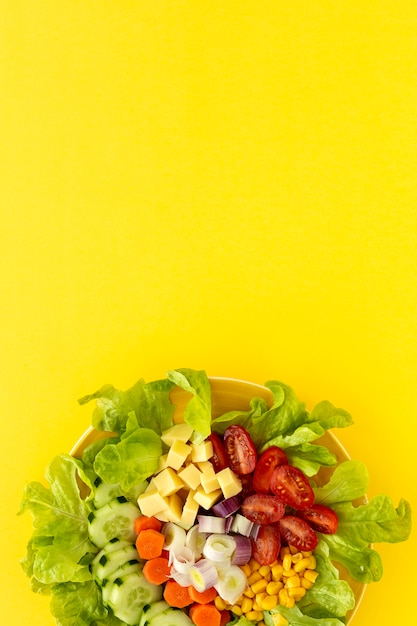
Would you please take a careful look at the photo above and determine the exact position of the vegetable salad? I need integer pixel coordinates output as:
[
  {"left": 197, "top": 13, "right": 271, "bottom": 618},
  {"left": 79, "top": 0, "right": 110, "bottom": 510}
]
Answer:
[{"left": 19, "top": 368, "right": 412, "bottom": 626}]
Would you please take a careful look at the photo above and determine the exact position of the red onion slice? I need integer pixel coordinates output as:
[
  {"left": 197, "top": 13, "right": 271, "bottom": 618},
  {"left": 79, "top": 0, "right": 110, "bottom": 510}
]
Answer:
[
  {"left": 212, "top": 495, "right": 240, "bottom": 518},
  {"left": 231, "top": 535, "right": 252, "bottom": 565},
  {"left": 197, "top": 515, "right": 226, "bottom": 534}
]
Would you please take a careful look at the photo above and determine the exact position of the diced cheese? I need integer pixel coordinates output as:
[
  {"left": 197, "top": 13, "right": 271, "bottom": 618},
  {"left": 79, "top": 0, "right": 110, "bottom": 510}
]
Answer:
[
  {"left": 178, "top": 463, "right": 202, "bottom": 491},
  {"left": 200, "top": 465, "right": 220, "bottom": 494},
  {"left": 193, "top": 486, "right": 222, "bottom": 510},
  {"left": 166, "top": 440, "right": 192, "bottom": 470},
  {"left": 191, "top": 440, "right": 214, "bottom": 463},
  {"left": 163, "top": 493, "right": 184, "bottom": 524},
  {"left": 196, "top": 460, "right": 214, "bottom": 473},
  {"left": 180, "top": 490, "right": 200, "bottom": 529},
  {"left": 156, "top": 454, "right": 169, "bottom": 473},
  {"left": 161, "top": 423, "right": 194, "bottom": 446},
  {"left": 137, "top": 489, "right": 169, "bottom": 517},
  {"left": 216, "top": 467, "right": 242, "bottom": 499},
  {"left": 152, "top": 467, "right": 185, "bottom": 497}
]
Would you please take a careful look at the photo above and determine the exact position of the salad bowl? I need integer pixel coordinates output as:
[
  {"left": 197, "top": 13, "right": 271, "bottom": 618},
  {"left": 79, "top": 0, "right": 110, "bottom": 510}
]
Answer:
[{"left": 70, "top": 376, "right": 367, "bottom": 625}]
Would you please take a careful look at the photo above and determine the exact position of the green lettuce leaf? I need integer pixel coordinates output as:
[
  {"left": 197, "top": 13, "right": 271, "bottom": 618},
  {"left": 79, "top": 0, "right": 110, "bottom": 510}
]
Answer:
[
  {"left": 166, "top": 368, "right": 212, "bottom": 443},
  {"left": 78, "top": 377, "right": 175, "bottom": 435},
  {"left": 286, "top": 443, "right": 337, "bottom": 477},
  {"left": 313, "top": 460, "right": 370, "bottom": 504},
  {"left": 265, "top": 605, "right": 345, "bottom": 626},
  {"left": 50, "top": 580, "right": 108, "bottom": 626}
]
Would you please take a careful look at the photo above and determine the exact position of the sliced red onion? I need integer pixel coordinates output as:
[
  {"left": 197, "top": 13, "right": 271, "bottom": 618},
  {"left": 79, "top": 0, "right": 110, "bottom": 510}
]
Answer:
[
  {"left": 231, "top": 535, "right": 252, "bottom": 565},
  {"left": 197, "top": 515, "right": 226, "bottom": 534},
  {"left": 171, "top": 546, "right": 195, "bottom": 573},
  {"left": 186, "top": 525, "right": 207, "bottom": 559},
  {"left": 189, "top": 558, "right": 219, "bottom": 592},
  {"left": 230, "top": 513, "right": 254, "bottom": 536},
  {"left": 212, "top": 495, "right": 240, "bottom": 518},
  {"left": 203, "top": 534, "right": 236, "bottom": 562},
  {"left": 224, "top": 516, "right": 234, "bottom": 533},
  {"left": 162, "top": 522, "right": 186, "bottom": 550},
  {"left": 249, "top": 522, "right": 261, "bottom": 541}
]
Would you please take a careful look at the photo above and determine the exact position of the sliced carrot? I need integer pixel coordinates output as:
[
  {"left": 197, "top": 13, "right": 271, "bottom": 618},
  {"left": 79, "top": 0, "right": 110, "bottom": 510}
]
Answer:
[
  {"left": 163, "top": 579, "right": 193, "bottom": 608},
  {"left": 220, "top": 609, "right": 231, "bottom": 626},
  {"left": 135, "top": 528, "right": 165, "bottom": 560},
  {"left": 188, "top": 585, "right": 218, "bottom": 604},
  {"left": 189, "top": 603, "right": 221, "bottom": 626},
  {"left": 143, "top": 556, "right": 171, "bottom": 585},
  {"left": 134, "top": 515, "right": 162, "bottom": 535}
]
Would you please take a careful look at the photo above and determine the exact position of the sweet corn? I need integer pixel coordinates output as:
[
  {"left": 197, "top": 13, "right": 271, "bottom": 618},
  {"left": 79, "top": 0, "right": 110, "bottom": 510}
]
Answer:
[
  {"left": 304, "top": 569, "right": 319, "bottom": 583},
  {"left": 271, "top": 563, "right": 284, "bottom": 580},
  {"left": 248, "top": 571, "right": 263, "bottom": 585},
  {"left": 241, "top": 597, "right": 253, "bottom": 614},
  {"left": 258, "top": 565, "right": 271, "bottom": 578},
  {"left": 288, "top": 586, "right": 307, "bottom": 600},
  {"left": 255, "top": 592, "right": 268, "bottom": 606},
  {"left": 249, "top": 557, "right": 261, "bottom": 571},
  {"left": 282, "top": 553, "right": 292, "bottom": 572},
  {"left": 271, "top": 614, "right": 289, "bottom": 626},
  {"left": 251, "top": 579, "right": 268, "bottom": 594},
  {"left": 246, "top": 610, "right": 263, "bottom": 622},
  {"left": 241, "top": 563, "right": 252, "bottom": 577},
  {"left": 243, "top": 586, "right": 256, "bottom": 598},
  {"left": 293, "top": 557, "right": 311, "bottom": 573},
  {"left": 286, "top": 575, "right": 301, "bottom": 588},
  {"left": 259, "top": 594, "right": 278, "bottom": 610},
  {"left": 266, "top": 580, "right": 283, "bottom": 595},
  {"left": 230, "top": 604, "right": 242, "bottom": 616},
  {"left": 214, "top": 596, "right": 227, "bottom": 611},
  {"left": 279, "top": 588, "right": 289, "bottom": 606}
]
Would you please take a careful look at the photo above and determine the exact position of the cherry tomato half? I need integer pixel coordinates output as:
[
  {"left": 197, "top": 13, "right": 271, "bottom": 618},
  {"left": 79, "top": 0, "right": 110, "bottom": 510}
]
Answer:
[
  {"left": 238, "top": 473, "right": 255, "bottom": 501},
  {"left": 241, "top": 494, "right": 286, "bottom": 525},
  {"left": 270, "top": 464, "right": 314, "bottom": 510},
  {"left": 298, "top": 504, "right": 339, "bottom": 534},
  {"left": 278, "top": 515, "right": 318, "bottom": 551},
  {"left": 253, "top": 446, "right": 288, "bottom": 493},
  {"left": 251, "top": 524, "right": 281, "bottom": 565},
  {"left": 207, "top": 432, "right": 229, "bottom": 472},
  {"left": 223, "top": 425, "right": 258, "bottom": 475}
]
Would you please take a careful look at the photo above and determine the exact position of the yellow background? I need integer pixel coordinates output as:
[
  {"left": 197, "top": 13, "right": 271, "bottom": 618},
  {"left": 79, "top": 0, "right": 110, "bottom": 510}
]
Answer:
[{"left": 1, "top": 1, "right": 416, "bottom": 624}]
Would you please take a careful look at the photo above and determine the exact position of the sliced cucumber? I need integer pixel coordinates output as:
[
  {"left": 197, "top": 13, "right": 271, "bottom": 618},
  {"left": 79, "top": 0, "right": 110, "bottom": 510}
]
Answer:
[
  {"left": 148, "top": 608, "right": 193, "bottom": 626},
  {"left": 101, "top": 560, "right": 142, "bottom": 604},
  {"left": 93, "top": 478, "right": 125, "bottom": 508},
  {"left": 88, "top": 496, "right": 140, "bottom": 547},
  {"left": 108, "top": 571, "right": 162, "bottom": 626},
  {"left": 93, "top": 545, "right": 139, "bottom": 582},
  {"left": 138, "top": 601, "right": 170, "bottom": 626}
]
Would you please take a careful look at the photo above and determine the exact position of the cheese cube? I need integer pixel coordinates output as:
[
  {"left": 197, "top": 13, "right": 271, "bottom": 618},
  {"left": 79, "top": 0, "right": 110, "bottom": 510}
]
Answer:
[
  {"left": 200, "top": 466, "right": 220, "bottom": 494},
  {"left": 137, "top": 489, "right": 169, "bottom": 517},
  {"left": 180, "top": 490, "right": 200, "bottom": 529},
  {"left": 153, "top": 467, "right": 185, "bottom": 497},
  {"left": 216, "top": 467, "right": 242, "bottom": 499},
  {"left": 163, "top": 493, "right": 184, "bottom": 524},
  {"left": 166, "top": 440, "right": 192, "bottom": 470},
  {"left": 196, "top": 460, "right": 214, "bottom": 473},
  {"left": 161, "top": 423, "right": 194, "bottom": 446},
  {"left": 193, "top": 487, "right": 222, "bottom": 510},
  {"left": 178, "top": 463, "right": 202, "bottom": 491},
  {"left": 157, "top": 454, "right": 169, "bottom": 473},
  {"left": 191, "top": 440, "right": 214, "bottom": 463}
]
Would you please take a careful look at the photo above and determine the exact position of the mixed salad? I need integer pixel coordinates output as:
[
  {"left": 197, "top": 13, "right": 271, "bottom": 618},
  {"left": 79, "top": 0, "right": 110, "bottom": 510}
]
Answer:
[{"left": 20, "top": 368, "right": 412, "bottom": 626}]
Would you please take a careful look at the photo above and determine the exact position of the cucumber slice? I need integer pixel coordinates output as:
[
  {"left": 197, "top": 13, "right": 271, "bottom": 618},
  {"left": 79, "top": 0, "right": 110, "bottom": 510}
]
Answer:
[
  {"left": 88, "top": 497, "right": 140, "bottom": 547},
  {"left": 139, "top": 601, "right": 170, "bottom": 626},
  {"left": 108, "top": 571, "right": 162, "bottom": 626},
  {"left": 93, "top": 545, "right": 139, "bottom": 582},
  {"left": 93, "top": 478, "right": 124, "bottom": 508},
  {"left": 102, "top": 560, "right": 142, "bottom": 604},
  {"left": 148, "top": 608, "right": 193, "bottom": 626}
]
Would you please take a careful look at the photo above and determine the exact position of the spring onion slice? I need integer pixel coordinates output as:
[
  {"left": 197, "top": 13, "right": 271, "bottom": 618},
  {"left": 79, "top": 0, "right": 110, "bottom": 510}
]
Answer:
[
  {"left": 230, "top": 513, "right": 254, "bottom": 536},
  {"left": 171, "top": 546, "right": 195, "bottom": 573},
  {"left": 185, "top": 525, "right": 207, "bottom": 559},
  {"left": 189, "top": 558, "right": 219, "bottom": 592},
  {"left": 203, "top": 534, "right": 236, "bottom": 562},
  {"left": 197, "top": 515, "right": 226, "bottom": 534},
  {"left": 215, "top": 564, "right": 248, "bottom": 605}
]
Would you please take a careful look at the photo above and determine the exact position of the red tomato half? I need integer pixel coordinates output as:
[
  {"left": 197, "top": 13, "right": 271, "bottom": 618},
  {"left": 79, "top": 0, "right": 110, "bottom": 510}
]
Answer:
[
  {"left": 251, "top": 524, "right": 281, "bottom": 565},
  {"left": 270, "top": 464, "right": 314, "bottom": 510},
  {"left": 298, "top": 504, "right": 339, "bottom": 534},
  {"left": 207, "top": 432, "right": 229, "bottom": 472},
  {"left": 253, "top": 446, "right": 288, "bottom": 493},
  {"left": 223, "top": 425, "right": 258, "bottom": 475},
  {"left": 278, "top": 516, "right": 318, "bottom": 551},
  {"left": 241, "top": 494, "right": 286, "bottom": 525}
]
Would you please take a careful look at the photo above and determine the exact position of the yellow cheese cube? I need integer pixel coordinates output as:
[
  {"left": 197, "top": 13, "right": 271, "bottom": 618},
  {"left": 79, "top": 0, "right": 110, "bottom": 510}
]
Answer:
[
  {"left": 137, "top": 489, "right": 169, "bottom": 517},
  {"left": 196, "top": 460, "right": 214, "bottom": 473},
  {"left": 153, "top": 467, "right": 185, "bottom": 497},
  {"left": 200, "top": 466, "right": 221, "bottom": 494},
  {"left": 166, "top": 440, "right": 192, "bottom": 470},
  {"left": 157, "top": 454, "right": 169, "bottom": 473},
  {"left": 216, "top": 467, "right": 242, "bottom": 499},
  {"left": 180, "top": 490, "right": 200, "bottom": 529},
  {"left": 193, "top": 487, "right": 222, "bottom": 510},
  {"left": 161, "top": 423, "right": 194, "bottom": 446},
  {"left": 191, "top": 440, "right": 214, "bottom": 463},
  {"left": 163, "top": 493, "right": 184, "bottom": 524},
  {"left": 178, "top": 463, "right": 202, "bottom": 490}
]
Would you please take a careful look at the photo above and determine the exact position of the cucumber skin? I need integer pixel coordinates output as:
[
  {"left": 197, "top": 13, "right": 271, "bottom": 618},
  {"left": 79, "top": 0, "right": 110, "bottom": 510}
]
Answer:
[{"left": 147, "top": 608, "right": 194, "bottom": 626}]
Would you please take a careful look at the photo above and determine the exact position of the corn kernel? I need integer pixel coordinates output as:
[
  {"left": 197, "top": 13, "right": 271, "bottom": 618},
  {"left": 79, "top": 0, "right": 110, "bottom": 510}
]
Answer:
[
  {"left": 249, "top": 558, "right": 261, "bottom": 571},
  {"left": 301, "top": 578, "right": 314, "bottom": 589},
  {"left": 251, "top": 579, "right": 268, "bottom": 594},
  {"left": 214, "top": 596, "right": 227, "bottom": 610},
  {"left": 286, "top": 575, "right": 301, "bottom": 589},
  {"left": 289, "top": 544, "right": 299, "bottom": 554},
  {"left": 252, "top": 600, "right": 262, "bottom": 611},
  {"left": 271, "top": 564, "right": 284, "bottom": 581},
  {"left": 266, "top": 580, "right": 283, "bottom": 595},
  {"left": 259, "top": 565, "right": 271, "bottom": 578},
  {"left": 271, "top": 614, "right": 289, "bottom": 626},
  {"left": 243, "top": 587, "right": 255, "bottom": 598},
  {"left": 293, "top": 557, "right": 311, "bottom": 573},
  {"left": 304, "top": 569, "right": 319, "bottom": 583},
  {"left": 291, "top": 551, "right": 304, "bottom": 563},
  {"left": 288, "top": 586, "right": 307, "bottom": 600},
  {"left": 258, "top": 622, "right": 266, "bottom": 626},
  {"left": 302, "top": 550, "right": 312, "bottom": 557},
  {"left": 231, "top": 605, "right": 242, "bottom": 616},
  {"left": 259, "top": 594, "right": 278, "bottom": 610},
  {"left": 282, "top": 553, "right": 292, "bottom": 572},
  {"left": 246, "top": 610, "right": 263, "bottom": 622},
  {"left": 241, "top": 597, "right": 253, "bottom": 613},
  {"left": 240, "top": 563, "right": 251, "bottom": 577},
  {"left": 282, "top": 568, "right": 296, "bottom": 578},
  {"left": 286, "top": 596, "right": 295, "bottom": 608},
  {"left": 255, "top": 592, "right": 268, "bottom": 605},
  {"left": 279, "top": 588, "right": 289, "bottom": 606},
  {"left": 307, "top": 556, "right": 317, "bottom": 570},
  {"left": 248, "top": 571, "right": 263, "bottom": 585}
]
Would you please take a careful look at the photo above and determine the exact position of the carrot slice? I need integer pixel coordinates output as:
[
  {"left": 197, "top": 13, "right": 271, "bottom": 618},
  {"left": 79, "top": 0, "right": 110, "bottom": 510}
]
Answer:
[
  {"left": 143, "top": 556, "right": 170, "bottom": 585},
  {"left": 188, "top": 585, "right": 218, "bottom": 604},
  {"left": 163, "top": 580, "right": 193, "bottom": 608},
  {"left": 189, "top": 603, "right": 221, "bottom": 626},
  {"left": 135, "top": 528, "right": 165, "bottom": 560},
  {"left": 134, "top": 515, "right": 162, "bottom": 535}
]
